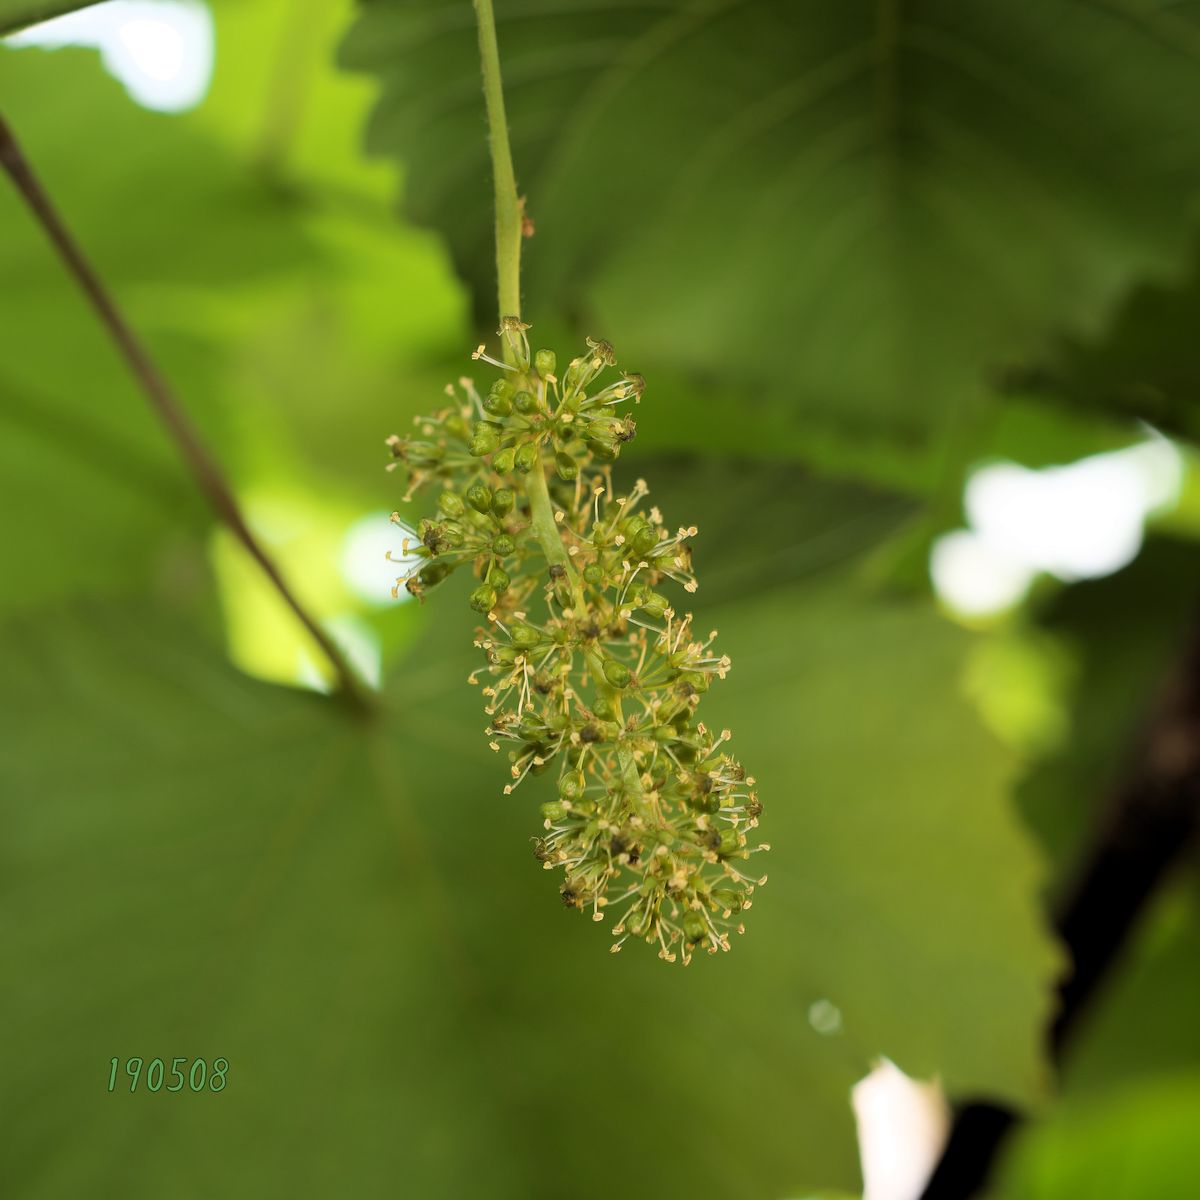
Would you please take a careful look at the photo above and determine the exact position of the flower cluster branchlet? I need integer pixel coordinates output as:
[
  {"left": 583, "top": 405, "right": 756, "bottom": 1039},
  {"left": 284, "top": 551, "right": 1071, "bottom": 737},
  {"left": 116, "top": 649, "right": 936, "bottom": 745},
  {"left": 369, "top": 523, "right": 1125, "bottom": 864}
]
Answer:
[{"left": 386, "top": 320, "right": 767, "bottom": 963}]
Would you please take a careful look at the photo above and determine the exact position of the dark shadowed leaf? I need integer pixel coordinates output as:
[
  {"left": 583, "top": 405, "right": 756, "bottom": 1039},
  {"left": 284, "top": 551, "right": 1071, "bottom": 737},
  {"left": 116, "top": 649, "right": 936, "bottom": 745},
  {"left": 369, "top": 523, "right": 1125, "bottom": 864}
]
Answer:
[
  {"left": 342, "top": 0, "right": 1200, "bottom": 481},
  {"left": 1003, "top": 245, "right": 1200, "bottom": 444}
]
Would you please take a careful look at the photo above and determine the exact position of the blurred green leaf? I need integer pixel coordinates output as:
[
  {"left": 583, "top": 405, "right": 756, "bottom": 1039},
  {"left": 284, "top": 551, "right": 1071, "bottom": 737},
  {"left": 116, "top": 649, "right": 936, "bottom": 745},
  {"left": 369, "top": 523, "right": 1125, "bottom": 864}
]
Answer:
[
  {"left": 0, "top": 45, "right": 317, "bottom": 614},
  {"left": 192, "top": 0, "right": 471, "bottom": 490},
  {"left": 200, "top": 0, "right": 402, "bottom": 195},
  {"left": 0, "top": 35, "right": 463, "bottom": 485},
  {"left": 342, "top": 0, "right": 1200, "bottom": 481},
  {"left": 995, "top": 1073, "right": 1200, "bottom": 1197},
  {"left": 0, "top": 364, "right": 208, "bottom": 618}
]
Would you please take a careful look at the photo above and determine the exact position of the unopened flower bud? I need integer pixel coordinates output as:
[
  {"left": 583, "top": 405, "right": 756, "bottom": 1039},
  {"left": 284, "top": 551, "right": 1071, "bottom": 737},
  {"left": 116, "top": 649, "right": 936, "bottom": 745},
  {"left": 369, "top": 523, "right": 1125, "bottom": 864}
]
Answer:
[
  {"left": 437, "top": 490, "right": 466, "bottom": 518},
  {"left": 640, "top": 591, "right": 669, "bottom": 618},
  {"left": 558, "top": 770, "right": 586, "bottom": 800},
  {"left": 483, "top": 389, "right": 513, "bottom": 417},
  {"left": 712, "top": 888, "right": 745, "bottom": 914},
  {"left": 510, "top": 621, "right": 541, "bottom": 649},
  {"left": 603, "top": 659, "right": 632, "bottom": 689},
  {"left": 466, "top": 482, "right": 493, "bottom": 513},
  {"left": 514, "top": 441, "right": 539, "bottom": 473},
  {"left": 469, "top": 421, "right": 501, "bottom": 457},
  {"left": 555, "top": 451, "right": 578, "bottom": 481},
  {"left": 469, "top": 584, "right": 497, "bottom": 613},
  {"left": 717, "top": 828, "right": 743, "bottom": 858}
]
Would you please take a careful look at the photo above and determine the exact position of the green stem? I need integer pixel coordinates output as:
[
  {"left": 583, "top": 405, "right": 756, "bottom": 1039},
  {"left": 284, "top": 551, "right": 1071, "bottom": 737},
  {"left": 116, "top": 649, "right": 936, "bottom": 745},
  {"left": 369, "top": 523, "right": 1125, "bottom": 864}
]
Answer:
[
  {"left": 473, "top": 0, "right": 522, "bottom": 325},
  {"left": 473, "top": 0, "right": 579, "bottom": 642},
  {"left": 523, "top": 448, "right": 574, "bottom": 583},
  {"left": 522, "top": 449, "right": 597, "bottom": 663}
]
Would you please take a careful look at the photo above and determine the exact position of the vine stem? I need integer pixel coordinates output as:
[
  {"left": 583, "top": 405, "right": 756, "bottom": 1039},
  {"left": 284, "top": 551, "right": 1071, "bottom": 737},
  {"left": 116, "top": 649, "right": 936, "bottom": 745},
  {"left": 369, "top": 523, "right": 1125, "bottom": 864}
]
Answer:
[
  {"left": 0, "top": 112, "right": 372, "bottom": 714},
  {"left": 472, "top": 0, "right": 648, "bottom": 813},
  {"left": 473, "top": 0, "right": 523, "bottom": 325},
  {"left": 522, "top": 453, "right": 578, "bottom": 600}
]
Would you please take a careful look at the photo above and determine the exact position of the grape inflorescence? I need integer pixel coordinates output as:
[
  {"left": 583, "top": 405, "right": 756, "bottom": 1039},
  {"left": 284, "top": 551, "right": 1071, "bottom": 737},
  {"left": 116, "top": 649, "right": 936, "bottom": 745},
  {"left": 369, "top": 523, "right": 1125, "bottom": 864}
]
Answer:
[{"left": 386, "top": 320, "right": 767, "bottom": 963}]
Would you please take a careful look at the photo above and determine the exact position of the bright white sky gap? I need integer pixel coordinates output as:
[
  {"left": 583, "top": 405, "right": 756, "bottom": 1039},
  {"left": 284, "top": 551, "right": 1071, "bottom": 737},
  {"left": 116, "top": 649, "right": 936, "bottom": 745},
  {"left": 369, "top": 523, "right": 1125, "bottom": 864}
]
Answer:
[
  {"left": 8, "top": 1, "right": 214, "bottom": 113},
  {"left": 931, "top": 435, "right": 1183, "bottom": 618}
]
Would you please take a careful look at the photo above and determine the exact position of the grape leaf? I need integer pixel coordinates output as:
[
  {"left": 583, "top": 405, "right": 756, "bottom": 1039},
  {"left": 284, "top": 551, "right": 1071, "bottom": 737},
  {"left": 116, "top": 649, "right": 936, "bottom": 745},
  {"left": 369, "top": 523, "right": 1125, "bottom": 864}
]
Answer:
[
  {"left": 0, "top": 599, "right": 856, "bottom": 1198},
  {"left": 0, "top": 557, "right": 1060, "bottom": 1196},
  {"left": 341, "top": 0, "right": 1200, "bottom": 478},
  {"left": 707, "top": 575, "right": 1062, "bottom": 1104}
]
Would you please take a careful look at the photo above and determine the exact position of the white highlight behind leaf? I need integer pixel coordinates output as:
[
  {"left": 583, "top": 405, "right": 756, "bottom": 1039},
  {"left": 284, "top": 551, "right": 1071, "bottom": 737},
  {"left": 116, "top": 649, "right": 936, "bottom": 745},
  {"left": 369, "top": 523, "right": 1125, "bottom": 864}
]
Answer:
[
  {"left": 851, "top": 1058, "right": 949, "bottom": 1200},
  {"left": 931, "top": 433, "right": 1184, "bottom": 618}
]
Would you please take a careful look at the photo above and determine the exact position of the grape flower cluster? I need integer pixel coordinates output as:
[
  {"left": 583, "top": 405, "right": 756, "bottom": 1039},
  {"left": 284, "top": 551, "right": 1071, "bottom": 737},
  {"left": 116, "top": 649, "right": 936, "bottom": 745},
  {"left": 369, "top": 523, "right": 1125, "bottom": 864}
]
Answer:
[{"left": 386, "top": 319, "right": 767, "bottom": 963}]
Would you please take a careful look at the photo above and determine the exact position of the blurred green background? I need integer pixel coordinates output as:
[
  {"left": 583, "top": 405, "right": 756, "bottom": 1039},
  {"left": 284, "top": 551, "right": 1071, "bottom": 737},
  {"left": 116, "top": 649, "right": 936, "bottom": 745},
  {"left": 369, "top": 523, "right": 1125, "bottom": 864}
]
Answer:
[{"left": 2, "top": 1, "right": 1200, "bottom": 1196}]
